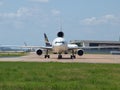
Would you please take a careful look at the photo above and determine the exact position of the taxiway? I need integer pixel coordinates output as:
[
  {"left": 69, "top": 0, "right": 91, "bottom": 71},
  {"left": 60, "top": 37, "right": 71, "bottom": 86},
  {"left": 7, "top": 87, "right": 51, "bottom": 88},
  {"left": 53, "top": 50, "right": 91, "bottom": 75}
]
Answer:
[{"left": 0, "top": 52, "right": 120, "bottom": 63}]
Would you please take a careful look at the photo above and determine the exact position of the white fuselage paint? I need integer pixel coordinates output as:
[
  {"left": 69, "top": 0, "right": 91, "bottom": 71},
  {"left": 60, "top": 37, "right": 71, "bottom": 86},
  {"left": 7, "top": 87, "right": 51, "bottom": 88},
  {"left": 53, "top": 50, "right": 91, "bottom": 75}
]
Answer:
[
  {"left": 52, "top": 37, "right": 78, "bottom": 53},
  {"left": 52, "top": 37, "right": 68, "bottom": 53}
]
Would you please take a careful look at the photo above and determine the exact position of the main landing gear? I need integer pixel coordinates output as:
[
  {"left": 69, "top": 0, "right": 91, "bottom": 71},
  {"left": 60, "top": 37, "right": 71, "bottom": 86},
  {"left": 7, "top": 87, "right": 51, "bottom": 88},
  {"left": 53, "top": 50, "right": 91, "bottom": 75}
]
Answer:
[
  {"left": 44, "top": 50, "right": 76, "bottom": 59},
  {"left": 58, "top": 54, "right": 76, "bottom": 59},
  {"left": 58, "top": 50, "right": 76, "bottom": 59},
  {"left": 70, "top": 50, "right": 76, "bottom": 59},
  {"left": 44, "top": 55, "right": 50, "bottom": 58},
  {"left": 70, "top": 55, "right": 76, "bottom": 59},
  {"left": 44, "top": 50, "right": 50, "bottom": 58}
]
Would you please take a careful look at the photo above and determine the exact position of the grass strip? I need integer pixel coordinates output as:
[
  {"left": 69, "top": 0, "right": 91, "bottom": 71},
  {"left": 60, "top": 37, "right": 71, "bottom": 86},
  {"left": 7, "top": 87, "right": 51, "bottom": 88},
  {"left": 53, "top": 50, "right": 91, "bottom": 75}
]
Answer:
[{"left": 0, "top": 62, "right": 120, "bottom": 90}]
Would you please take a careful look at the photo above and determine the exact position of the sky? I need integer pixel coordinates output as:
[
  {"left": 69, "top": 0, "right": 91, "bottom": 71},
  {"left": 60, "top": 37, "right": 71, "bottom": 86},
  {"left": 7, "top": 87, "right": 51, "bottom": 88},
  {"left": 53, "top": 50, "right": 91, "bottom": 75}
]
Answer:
[{"left": 0, "top": 0, "right": 120, "bottom": 46}]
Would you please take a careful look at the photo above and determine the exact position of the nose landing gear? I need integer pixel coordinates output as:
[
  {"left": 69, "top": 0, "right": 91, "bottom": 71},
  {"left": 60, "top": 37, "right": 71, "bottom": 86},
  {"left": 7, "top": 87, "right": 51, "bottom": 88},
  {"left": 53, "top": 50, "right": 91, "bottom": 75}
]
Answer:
[{"left": 58, "top": 54, "right": 62, "bottom": 59}]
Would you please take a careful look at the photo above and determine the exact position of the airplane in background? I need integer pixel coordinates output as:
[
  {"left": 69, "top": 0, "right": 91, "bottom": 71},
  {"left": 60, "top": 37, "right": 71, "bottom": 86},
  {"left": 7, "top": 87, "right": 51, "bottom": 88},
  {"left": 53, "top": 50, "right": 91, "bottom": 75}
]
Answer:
[{"left": 35, "top": 31, "right": 84, "bottom": 59}]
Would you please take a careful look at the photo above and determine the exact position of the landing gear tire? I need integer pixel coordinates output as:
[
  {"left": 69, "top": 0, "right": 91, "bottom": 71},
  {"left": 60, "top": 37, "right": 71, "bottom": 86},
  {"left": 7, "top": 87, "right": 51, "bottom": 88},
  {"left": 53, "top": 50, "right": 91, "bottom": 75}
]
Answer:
[
  {"left": 70, "top": 55, "right": 76, "bottom": 59},
  {"left": 45, "top": 55, "right": 50, "bottom": 58},
  {"left": 58, "top": 54, "right": 62, "bottom": 59},
  {"left": 71, "top": 50, "right": 76, "bottom": 59}
]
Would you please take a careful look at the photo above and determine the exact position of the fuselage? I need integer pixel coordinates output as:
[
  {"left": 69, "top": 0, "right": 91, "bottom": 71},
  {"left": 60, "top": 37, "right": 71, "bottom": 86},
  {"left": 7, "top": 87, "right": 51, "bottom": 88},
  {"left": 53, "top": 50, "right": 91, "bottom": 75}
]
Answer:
[
  {"left": 52, "top": 37, "right": 78, "bottom": 54},
  {"left": 52, "top": 37, "right": 68, "bottom": 53}
]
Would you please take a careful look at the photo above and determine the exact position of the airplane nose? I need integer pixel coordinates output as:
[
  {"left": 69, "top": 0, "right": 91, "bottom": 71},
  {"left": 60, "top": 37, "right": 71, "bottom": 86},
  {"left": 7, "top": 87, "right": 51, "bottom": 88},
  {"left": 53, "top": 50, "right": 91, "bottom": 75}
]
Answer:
[{"left": 55, "top": 43, "right": 63, "bottom": 46}]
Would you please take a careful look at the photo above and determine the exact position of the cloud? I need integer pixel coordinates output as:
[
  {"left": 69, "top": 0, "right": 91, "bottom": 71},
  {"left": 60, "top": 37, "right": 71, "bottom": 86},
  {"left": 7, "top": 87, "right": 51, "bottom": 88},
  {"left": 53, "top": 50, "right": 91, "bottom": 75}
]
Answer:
[
  {"left": 80, "top": 14, "right": 119, "bottom": 25},
  {"left": 51, "top": 9, "right": 61, "bottom": 16},
  {"left": 0, "top": 7, "right": 51, "bottom": 29},
  {"left": 0, "top": 7, "right": 28, "bottom": 18},
  {"left": 0, "top": 7, "right": 42, "bottom": 28},
  {"left": 29, "top": 0, "right": 49, "bottom": 3},
  {"left": 0, "top": 7, "right": 41, "bottom": 19}
]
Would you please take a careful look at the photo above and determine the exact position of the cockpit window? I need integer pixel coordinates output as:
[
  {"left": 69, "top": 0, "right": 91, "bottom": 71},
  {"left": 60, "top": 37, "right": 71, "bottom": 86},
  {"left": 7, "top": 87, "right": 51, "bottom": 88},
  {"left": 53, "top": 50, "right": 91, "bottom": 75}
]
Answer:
[{"left": 55, "top": 41, "right": 65, "bottom": 44}]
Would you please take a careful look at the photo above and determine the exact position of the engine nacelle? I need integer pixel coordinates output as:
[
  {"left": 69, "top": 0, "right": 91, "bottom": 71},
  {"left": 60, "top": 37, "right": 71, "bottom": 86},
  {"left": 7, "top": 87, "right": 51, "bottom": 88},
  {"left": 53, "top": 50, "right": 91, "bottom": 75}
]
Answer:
[
  {"left": 77, "top": 49, "right": 84, "bottom": 56},
  {"left": 36, "top": 49, "right": 43, "bottom": 56},
  {"left": 57, "top": 31, "right": 64, "bottom": 37}
]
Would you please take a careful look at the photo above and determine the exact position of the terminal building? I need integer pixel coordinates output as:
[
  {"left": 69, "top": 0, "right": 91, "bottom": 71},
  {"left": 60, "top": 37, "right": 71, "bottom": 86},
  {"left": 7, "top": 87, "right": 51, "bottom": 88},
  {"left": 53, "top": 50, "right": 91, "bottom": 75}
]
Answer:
[{"left": 70, "top": 40, "right": 120, "bottom": 54}]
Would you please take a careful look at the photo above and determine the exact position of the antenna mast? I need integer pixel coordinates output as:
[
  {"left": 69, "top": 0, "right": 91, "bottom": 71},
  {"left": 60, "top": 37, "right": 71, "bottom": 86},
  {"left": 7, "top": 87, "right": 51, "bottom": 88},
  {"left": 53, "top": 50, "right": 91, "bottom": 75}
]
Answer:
[{"left": 59, "top": 16, "right": 62, "bottom": 31}]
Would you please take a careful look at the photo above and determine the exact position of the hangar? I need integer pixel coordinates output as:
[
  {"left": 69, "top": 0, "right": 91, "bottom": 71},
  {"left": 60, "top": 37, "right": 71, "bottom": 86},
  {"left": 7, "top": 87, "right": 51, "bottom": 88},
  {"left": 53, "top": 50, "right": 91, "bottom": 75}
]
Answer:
[{"left": 70, "top": 40, "right": 120, "bottom": 54}]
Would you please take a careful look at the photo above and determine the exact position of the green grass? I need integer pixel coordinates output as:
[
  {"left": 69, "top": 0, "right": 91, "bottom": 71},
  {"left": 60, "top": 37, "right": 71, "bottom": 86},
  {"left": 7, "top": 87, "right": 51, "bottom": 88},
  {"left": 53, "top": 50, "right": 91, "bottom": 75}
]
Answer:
[
  {"left": 0, "top": 62, "right": 120, "bottom": 90},
  {"left": 0, "top": 52, "right": 27, "bottom": 57}
]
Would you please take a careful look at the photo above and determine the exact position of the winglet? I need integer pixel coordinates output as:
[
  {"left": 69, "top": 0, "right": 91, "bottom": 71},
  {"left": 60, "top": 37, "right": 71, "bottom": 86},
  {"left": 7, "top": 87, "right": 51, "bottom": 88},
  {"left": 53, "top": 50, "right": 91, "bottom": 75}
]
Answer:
[{"left": 44, "top": 33, "right": 52, "bottom": 47}]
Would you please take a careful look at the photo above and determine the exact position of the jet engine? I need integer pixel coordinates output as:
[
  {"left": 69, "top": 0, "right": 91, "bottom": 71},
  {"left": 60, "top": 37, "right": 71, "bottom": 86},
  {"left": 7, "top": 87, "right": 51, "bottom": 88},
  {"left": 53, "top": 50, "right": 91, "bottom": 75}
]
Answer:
[
  {"left": 57, "top": 31, "right": 64, "bottom": 37},
  {"left": 36, "top": 49, "right": 43, "bottom": 55},
  {"left": 77, "top": 49, "right": 84, "bottom": 56}
]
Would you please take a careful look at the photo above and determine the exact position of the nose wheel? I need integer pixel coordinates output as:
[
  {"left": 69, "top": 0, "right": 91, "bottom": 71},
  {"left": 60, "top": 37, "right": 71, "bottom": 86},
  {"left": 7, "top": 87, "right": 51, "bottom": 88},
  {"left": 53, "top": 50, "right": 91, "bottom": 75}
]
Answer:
[{"left": 58, "top": 54, "right": 62, "bottom": 59}]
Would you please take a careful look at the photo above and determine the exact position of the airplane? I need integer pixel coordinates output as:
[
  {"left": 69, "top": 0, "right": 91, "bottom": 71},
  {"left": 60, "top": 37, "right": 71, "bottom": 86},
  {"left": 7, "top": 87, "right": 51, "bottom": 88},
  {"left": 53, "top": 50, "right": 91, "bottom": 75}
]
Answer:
[
  {"left": 1, "top": 31, "right": 120, "bottom": 58},
  {"left": 36, "top": 31, "right": 84, "bottom": 59}
]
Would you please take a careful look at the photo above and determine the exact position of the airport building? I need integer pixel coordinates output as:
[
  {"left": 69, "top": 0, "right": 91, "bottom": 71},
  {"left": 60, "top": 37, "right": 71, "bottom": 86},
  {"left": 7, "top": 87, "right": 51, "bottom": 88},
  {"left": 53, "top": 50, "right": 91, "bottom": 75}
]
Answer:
[{"left": 70, "top": 40, "right": 120, "bottom": 54}]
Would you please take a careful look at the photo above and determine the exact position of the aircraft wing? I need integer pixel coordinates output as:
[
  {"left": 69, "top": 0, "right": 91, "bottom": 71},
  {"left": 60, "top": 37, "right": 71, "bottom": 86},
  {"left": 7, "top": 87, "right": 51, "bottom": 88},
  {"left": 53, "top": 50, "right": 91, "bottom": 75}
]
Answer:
[
  {"left": 21, "top": 46, "right": 53, "bottom": 50},
  {"left": 0, "top": 45, "right": 53, "bottom": 50},
  {"left": 68, "top": 44, "right": 80, "bottom": 50},
  {"left": 37, "top": 46, "right": 52, "bottom": 50},
  {"left": 21, "top": 46, "right": 41, "bottom": 48},
  {"left": 68, "top": 44, "right": 120, "bottom": 50},
  {"left": 0, "top": 45, "right": 24, "bottom": 47},
  {"left": 80, "top": 46, "right": 120, "bottom": 49}
]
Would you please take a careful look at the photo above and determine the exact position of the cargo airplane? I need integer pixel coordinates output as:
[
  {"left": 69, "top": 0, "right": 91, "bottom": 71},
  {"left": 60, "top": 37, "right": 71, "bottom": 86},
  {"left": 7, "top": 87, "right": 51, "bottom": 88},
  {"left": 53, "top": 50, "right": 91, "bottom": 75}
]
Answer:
[
  {"left": 35, "top": 31, "right": 84, "bottom": 59},
  {"left": 33, "top": 31, "right": 120, "bottom": 59}
]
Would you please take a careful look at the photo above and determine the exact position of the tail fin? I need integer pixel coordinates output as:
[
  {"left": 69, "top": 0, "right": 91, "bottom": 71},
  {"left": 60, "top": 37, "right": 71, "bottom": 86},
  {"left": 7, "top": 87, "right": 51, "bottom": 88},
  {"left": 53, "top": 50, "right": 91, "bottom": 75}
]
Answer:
[{"left": 44, "top": 33, "right": 52, "bottom": 47}]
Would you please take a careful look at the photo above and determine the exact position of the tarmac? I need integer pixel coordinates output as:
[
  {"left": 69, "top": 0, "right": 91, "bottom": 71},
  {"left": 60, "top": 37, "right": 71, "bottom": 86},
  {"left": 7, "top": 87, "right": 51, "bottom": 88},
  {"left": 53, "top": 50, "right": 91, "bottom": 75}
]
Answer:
[{"left": 0, "top": 52, "right": 120, "bottom": 63}]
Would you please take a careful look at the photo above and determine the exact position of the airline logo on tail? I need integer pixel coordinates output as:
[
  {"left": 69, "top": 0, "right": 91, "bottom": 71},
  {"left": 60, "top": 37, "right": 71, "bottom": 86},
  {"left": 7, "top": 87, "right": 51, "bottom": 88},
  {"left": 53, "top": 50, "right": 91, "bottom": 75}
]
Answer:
[{"left": 44, "top": 33, "right": 52, "bottom": 47}]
